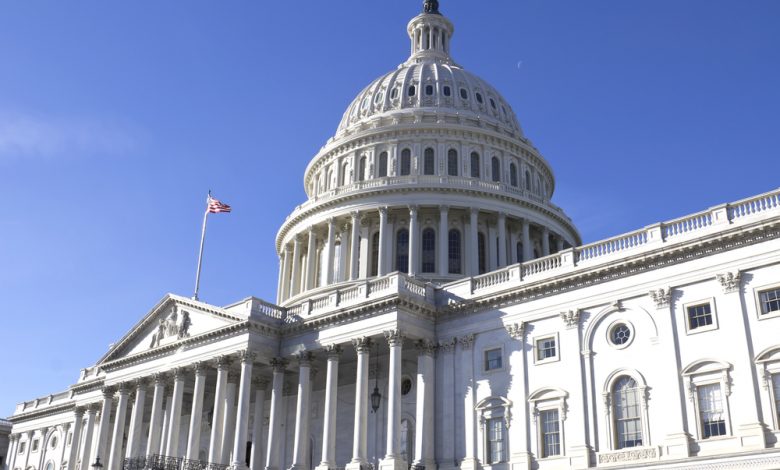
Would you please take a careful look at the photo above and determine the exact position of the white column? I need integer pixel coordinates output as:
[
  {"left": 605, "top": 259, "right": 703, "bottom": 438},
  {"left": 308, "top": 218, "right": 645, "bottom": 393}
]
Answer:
[
  {"left": 316, "top": 346, "right": 342, "bottom": 470},
  {"left": 36, "top": 427, "right": 50, "bottom": 470},
  {"left": 280, "top": 247, "right": 291, "bottom": 302},
  {"left": 509, "top": 227, "right": 518, "bottom": 265},
  {"left": 160, "top": 390, "right": 173, "bottom": 454},
  {"left": 186, "top": 363, "right": 208, "bottom": 460},
  {"left": 146, "top": 373, "right": 167, "bottom": 458},
  {"left": 276, "top": 255, "right": 284, "bottom": 303},
  {"left": 506, "top": 324, "right": 531, "bottom": 469},
  {"left": 108, "top": 384, "right": 130, "bottom": 470},
  {"left": 497, "top": 212, "right": 507, "bottom": 267},
  {"left": 555, "top": 236, "right": 564, "bottom": 252},
  {"left": 541, "top": 227, "right": 550, "bottom": 256},
  {"left": 290, "top": 353, "right": 313, "bottom": 470},
  {"left": 435, "top": 340, "right": 456, "bottom": 470},
  {"left": 338, "top": 225, "right": 349, "bottom": 282},
  {"left": 350, "top": 212, "right": 361, "bottom": 280},
  {"left": 232, "top": 351, "right": 256, "bottom": 470},
  {"left": 468, "top": 209, "right": 479, "bottom": 276},
  {"left": 380, "top": 330, "right": 405, "bottom": 470},
  {"left": 59, "top": 423, "right": 72, "bottom": 470},
  {"left": 408, "top": 206, "right": 419, "bottom": 276},
  {"left": 209, "top": 356, "right": 231, "bottom": 464},
  {"left": 378, "top": 207, "right": 389, "bottom": 275},
  {"left": 521, "top": 219, "right": 532, "bottom": 261},
  {"left": 220, "top": 376, "right": 239, "bottom": 465},
  {"left": 20, "top": 431, "right": 33, "bottom": 470},
  {"left": 95, "top": 387, "right": 114, "bottom": 464},
  {"left": 6, "top": 434, "right": 18, "bottom": 470},
  {"left": 249, "top": 378, "right": 269, "bottom": 470},
  {"left": 438, "top": 206, "right": 448, "bottom": 276},
  {"left": 264, "top": 359, "right": 287, "bottom": 470},
  {"left": 324, "top": 218, "right": 336, "bottom": 284},
  {"left": 66, "top": 408, "right": 85, "bottom": 470},
  {"left": 290, "top": 236, "right": 302, "bottom": 296},
  {"left": 458, "top": 336, "right": 478, "bottom": 470},
  {"left": 345, "top": 338, "right": 370, "bottom": 470},
  {"left": 304, "top": 229, "right": 317, "bottom": 291},
  {"left": 413, "top": 340, "right": 436, "bottom": 470},
  {"left": 80, "top": 406, "right": 98, "bottom": 469},
  {"left": 165, "top": 369, "right": 186, "bottom": 458},
  {"left": 125, "top": 380, "right": 147, "bottom": 459}
]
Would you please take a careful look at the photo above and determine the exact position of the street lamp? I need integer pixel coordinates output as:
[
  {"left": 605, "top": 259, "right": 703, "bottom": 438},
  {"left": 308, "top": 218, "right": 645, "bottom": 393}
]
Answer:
[{"left": 370, "top": 341, "right": 381, "bottom": 413}]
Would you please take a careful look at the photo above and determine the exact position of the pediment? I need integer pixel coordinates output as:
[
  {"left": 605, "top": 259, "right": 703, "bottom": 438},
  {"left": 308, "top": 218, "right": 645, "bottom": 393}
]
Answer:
[{"left": 98, "top": 294, "right": 245, "bottom": 365}]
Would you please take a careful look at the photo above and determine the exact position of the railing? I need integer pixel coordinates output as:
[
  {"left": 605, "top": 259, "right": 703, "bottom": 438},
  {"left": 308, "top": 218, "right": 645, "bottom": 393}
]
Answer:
[
  {"left": 127, "top": 455, "right": 228, "bottom": 470},
  {"left": 252, "top": 299, "right": 285, "bottom": 320},
  {"left": 576, "top": 229, "right": 648, "bottom": 263},
  {"left": 663, "top": 211, "right": 712, "bottom": 240},
  {"left": 729, "top": 190, "right": 780, "bottom": 220},
  {"left": 123, "top": 457, "right": 146, "bottom": 470}
]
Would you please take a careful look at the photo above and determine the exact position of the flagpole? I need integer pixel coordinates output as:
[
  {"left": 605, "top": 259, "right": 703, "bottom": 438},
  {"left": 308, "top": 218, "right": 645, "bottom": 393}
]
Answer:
[{"left": 193, "top": 193, "right": 210, "bottom": 300}]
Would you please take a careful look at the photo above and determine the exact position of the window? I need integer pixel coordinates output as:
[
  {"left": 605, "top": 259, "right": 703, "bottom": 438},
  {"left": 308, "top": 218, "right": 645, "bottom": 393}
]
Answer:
[
  {"left": 370, "top": 232, "right": 380, "bottom": 277},
  {"left": 396, "top": 229, "right": 409, "bottom": 273},
  {"left": 401, "top": 376, "right": 413, "bottom": 396},
  {"left": 470, "top": 152, "right": 480, "bottom": 178},
  {"left": 687, "top": 302, "right": 714, "bottom": 331},
  {"left": 486, "top": 418, "right": 506, "bottom": 463},
  {"left": 516, "top": 242, "right": 523, "bottom": 263},
  {"left": 448, "top": 229, "right": 462, "bottom": 274},
  {"left": 50, "top": 435, "right": 58, "bottom": 449},
  {"left": 18, "top": 442, "right": 26, "bottom": 454},
  {"left": 490, "top": 98, "right": 497, "bottom": 109},
  {"left": 32, "top": 439, "right": 39, "bottom": 452},
  {"left": 443, "top": 85, "right": 451, "bottom": 96},
  {"left": 610, "top": 323, "right": 631, "bottom": 346},
  {"left": 758, "top": 286, "right": 780, "bottom": 316},
  {"left": 390, "top": 87, "right": 398, "bottom": 99},
  {"left": 491, "top": 156, "right": 501, "bottom": 182},
  {"left": 613, "top": 376, "right": 643, "bottom": 448},
  {"left": 447, "top": 149, "right": 458, "bottom": 176},
  {"left": 540, "top": 410, "right": 561, "bottom": 457},
  {"left": 358, "top": 156, "right": 367, "bottom": 182},
  {"left": 408, "top": 85, "right": 416, "bottom": 97},
  {"left": 698, "top": 384, "right": 727, "bottom": 438},
  {"left": 509, "top": 162, "right": 518, "bottom": 187},
  {"left": 45, "top": 462, "right": 53, "bottom": 470},
  {"left": 773, "top": 373, "right": 780, "bottom": 427},
  {"left": 460, "top": 88, "right": 469, "bottom": 100},
  {"left": 374, "top": 91, "right": 383, "bottom": 104},
  {"left": 400, "top": 149, "right": 412, "bottom": 176},
  {"left": 536, "top": 335, "right": 557, "bottom": 362},
  {"left": 378, "top": 151, "right": 388, "bottom": 177},
  {"left": 400, "top": 419, "right": 415, "bottom": 464},
  {"left": 484, "top": 348, "right": 502, "bottom": 371},
  {"left": 341, "top": 162, "right": 349, "bottom": 185},
  {"left": 478, "top": 232, "right": 487, "bottom": 274},
  {"left": 425, "top": 84, "right": 434, "bottom": 96},
  {"left": 525, "top": 170, "right": 531, "bottom": 189},
  {"left": 476, "top": 92, "right": 483, "bottom": 104},
  {"left": 423, "top": 148, "right": 435, "bottom": 175},
  {"left": 422, "top": 228, "right": 436, "bottom": 273}
]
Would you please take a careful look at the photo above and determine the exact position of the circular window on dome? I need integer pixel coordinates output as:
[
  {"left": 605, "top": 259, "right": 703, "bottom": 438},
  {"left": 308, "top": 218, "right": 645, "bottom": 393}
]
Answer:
[
  {"left": 607, "top": 321, "right": 635, "bottom": 349},
  {"left": 401, "top": 376, "right": 413, "bottom": 395},
  {"left": 460, "top": 88, "right": 468, "bottom": 100},
  {"left": 476, "top": 92, "right": 483, "bottom": 104},
  {"left": 443, "top": 85, "right": 451, "bottom": 97}
]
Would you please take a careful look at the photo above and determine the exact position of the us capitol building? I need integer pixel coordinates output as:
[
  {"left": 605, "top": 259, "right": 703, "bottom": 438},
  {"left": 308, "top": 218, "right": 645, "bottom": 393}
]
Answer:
[{"left": 6, "top": 2, "right": 780, "bottom": 470}]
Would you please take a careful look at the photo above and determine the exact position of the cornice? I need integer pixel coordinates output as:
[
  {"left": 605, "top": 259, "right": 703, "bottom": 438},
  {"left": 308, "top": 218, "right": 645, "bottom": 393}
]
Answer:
[{"left": 8, "top": 402, "right": 75, "bottom": 424}]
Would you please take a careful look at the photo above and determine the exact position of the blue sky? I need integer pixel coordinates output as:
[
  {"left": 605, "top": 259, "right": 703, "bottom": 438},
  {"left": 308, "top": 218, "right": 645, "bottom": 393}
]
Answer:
[{"left": 1, "top": 1, "right": 778, "bottom": 415}]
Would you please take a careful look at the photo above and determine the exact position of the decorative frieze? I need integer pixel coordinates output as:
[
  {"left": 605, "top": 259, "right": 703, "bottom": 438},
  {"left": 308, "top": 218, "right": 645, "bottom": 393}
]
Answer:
[
  {"left": 716, "top": 271, "right": 742, "bottom": 294},
  {"left": 649, "top": 288, "right": 672, "bottom": 309},
  {"left": 597, "top": 447, "right": 659, "bottom": 465},
  {"left": 505, "top": 322, "right": 525, "bottom": 340},
  {"left": 560, "top": 310, "right": 580, "bottom": 329}
]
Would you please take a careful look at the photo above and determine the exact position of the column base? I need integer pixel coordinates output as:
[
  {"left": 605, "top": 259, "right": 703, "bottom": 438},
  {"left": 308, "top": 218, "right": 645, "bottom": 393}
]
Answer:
[
  {"left": 459, "top": 457, "right": 479, "bottom": 470},
  {"left": 229, "top": 465, "right": 249, "bottom": 470},
  {"left": 738, "top": 422, "right": 768, "bottom": 450},
  {"left": 568, "top": 445, "right": 592, "bottom": 469},
  {"left": 315, "top": 464, "right": 337, "bottom": 470},
  {"left": 411, "top": 459, "right": 437, "bottom": 470},
  {"left": 661, "top": 432, "right": 691, "bottom": 459},
  {"left": 379, "top": 456, "right": 408, "bottom": 470},
  {"left": 345, "top": 461, "right": 366, "bottom": 470}
]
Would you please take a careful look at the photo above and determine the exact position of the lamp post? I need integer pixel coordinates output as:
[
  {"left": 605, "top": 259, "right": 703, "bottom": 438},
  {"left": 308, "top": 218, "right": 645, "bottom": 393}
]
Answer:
[
  {"left": 370, "top": 342, "right": 382, "bottom": 413},
  {"left": 91, "top": 457, "right": 104, "bottom": 470}
]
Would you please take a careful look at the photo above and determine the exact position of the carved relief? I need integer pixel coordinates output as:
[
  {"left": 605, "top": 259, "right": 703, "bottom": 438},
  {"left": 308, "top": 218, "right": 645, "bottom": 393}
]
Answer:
[
  {"left": 438, "top": 338, "right": 456, "bottom": 353},
  {"left": 150, "top": 308, "right": 191, "bottom": 348},
  {"left": 505, "top": 323, "right": 525, "bottom": 340},
  {"left": 415, "top": 339, "right": 437, "bottom": 356},
  {"left": 716, "top": 271, "right": 742, "bottom": 294},
  {"left": 649, "top": 288, "right": 672, "bottom": 309},
  {"left": 560, "top": 310, "right": 580, "bottom": 329},
  {"left": 598, "top": 447, "right": 658, "bottom": 464}
]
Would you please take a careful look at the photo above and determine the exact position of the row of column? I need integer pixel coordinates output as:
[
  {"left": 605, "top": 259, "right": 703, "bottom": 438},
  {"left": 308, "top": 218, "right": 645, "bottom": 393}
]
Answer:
[{"left": 278, "top": 207, "right": 569, "bottom": 302}]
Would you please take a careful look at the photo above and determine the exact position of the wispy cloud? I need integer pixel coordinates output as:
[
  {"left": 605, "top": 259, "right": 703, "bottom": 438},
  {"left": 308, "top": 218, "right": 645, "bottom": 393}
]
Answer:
[{"left": 0, "top": 112, "right": 139, "bottom": 161}]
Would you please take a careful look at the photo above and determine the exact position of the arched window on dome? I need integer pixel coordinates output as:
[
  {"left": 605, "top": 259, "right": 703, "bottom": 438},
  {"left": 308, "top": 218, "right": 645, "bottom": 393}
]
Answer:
[
  {"left": 358, "top": 157, "right": 367, "bottom": 182},
  {"left": 325, "top": 168, "right": 333, "bottom": 190},
  {"left": 378, "top": 152, "right": 388, "bottom": 177},
  {"left": 525, "top": 170, "right": 531, "bottom": 190},
  {"left": 400, "top": 149, "right": 412, "bottom": 176},
  {"left": 478, "top": 232, "right": 487, "bottom": 274},
  {"left": 408, "top": 85, "right": 416, "bottom": 97},
  {"left": 425, "top": 85, "right": 434, "bottom": 96},
  {"left": 341, "top": 161, "right": 350, "bottom": 185},
  {"left": 491, "top": 157, "right": 501, "bottom": 182},
  {"left": 396, "top": 229, "right": 409, "bottom": 274},
  {"left": 510, "top": 163, "right": 518, "bottom": 187},
  {"left": 448, "top": 229, "right": 462, "bottom": 274},
  {"left": 423, "top": 148, "right": 435, "bottom": 175},
  {"left": 422, "top": 228, "right": 435, "bottom": 273},
  {"left": 370, "top": 232, "right": 380, "bottom": 277},
  {"left": 448, "top": 149, "right": 458, "bottom": 176},
  {"left": 612, "top": 376, "right": 643, "bottom": 449},
  {"left": 470, "top": 152, "right": 481, "bottom": 178},
  {"left": 424, "top": 27, "right": 430, "bottom": 50}
]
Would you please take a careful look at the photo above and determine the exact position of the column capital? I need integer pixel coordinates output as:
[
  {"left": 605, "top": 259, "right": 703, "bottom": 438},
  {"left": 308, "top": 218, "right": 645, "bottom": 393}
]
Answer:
[
  {"left": 101, "top": 386, "right": 116, "bottom": 398},
  {"left": 439, "top": 205, "right": 449, "bottom": 213},
  {"left": 505, "top": 322, "right": 525, "bottom": 340},
  {"left": 415, "top": 339, "right": 436, "bottom": 356},
  {"left": 384, "top": 329, "right": 405, "bottom": 346},
  {"left": 351, "top": 210, "right": 361, "bottom": 221},
  {"left": 437, "top": 337, "right": 456, "bottom": 353},
  {"left": 192, "top": 361, "right": 209, "bottom": 376},
  {"left": 497, "top": 211, "right": 506, "bottom": 220},
  {"left": 469, "top": 207, "right": 479, "bottom": 216},
  {"left": 270, "top": 357, "right": 288, "bottom": 373},
  {"left": 378, "top": 206, "right": 389, "bottom": 217},
  {"left": 560, "top": 310, "right": 580, "bottom": 329},
  {"left": 152, "top": 371, "right": 168, "bottom": 384},
  {"left": 215, "top": 355, "right": 233, "bottom": 370},
  {"left": 649, "top": 287, "right": 672, "bottom": 309},
  {"left": 133, "top": 377, "right": 149, "bottom": 389},
  {"left": 296, "top": 351, "right": 313, "bottom": 367},
  {"left": 169, "top": 367, "right": 187, "bottom": 380},
  {"left": 238, "top": 349, "right": 257, "bottom": 364},
  {"left": 352, "top": 336, "right": 372, "bottom": 353},
  {"left": 61, "top": 421, "right": 72, "bottom": 432},
  {"left": 73, "top": 406, "right": 86, "bottom": 417},
  {"left": 252, "top": 377, "right": 270, "bottom": 390},
  {"left": 458, "top": 334, "right": 475, "bottom": 350},
  {"left": 716, "top": 271, "right": 742, "bottom": 294},
  {"left": 325, "top": 344, "right": 343, "bottom": 359},
  {"left": 408, "top": 205, "right": 419, "bottom": 214}
]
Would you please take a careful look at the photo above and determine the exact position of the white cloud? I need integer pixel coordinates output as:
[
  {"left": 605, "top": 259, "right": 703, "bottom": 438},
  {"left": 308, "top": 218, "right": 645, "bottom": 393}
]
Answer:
[{"left": 0, "top": 112, "right": 139, "bottom": 160}]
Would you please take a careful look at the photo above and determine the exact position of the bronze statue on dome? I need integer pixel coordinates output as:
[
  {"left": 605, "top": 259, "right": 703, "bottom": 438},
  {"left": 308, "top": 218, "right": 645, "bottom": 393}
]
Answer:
[{"left": 424, "top": 0, "right": 440, "bottom": 14}]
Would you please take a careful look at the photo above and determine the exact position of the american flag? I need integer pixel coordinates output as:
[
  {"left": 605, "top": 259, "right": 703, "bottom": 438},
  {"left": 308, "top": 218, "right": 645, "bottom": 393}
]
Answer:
[{"left": 207, "top": 195, "right": 232, "bottom": 214}]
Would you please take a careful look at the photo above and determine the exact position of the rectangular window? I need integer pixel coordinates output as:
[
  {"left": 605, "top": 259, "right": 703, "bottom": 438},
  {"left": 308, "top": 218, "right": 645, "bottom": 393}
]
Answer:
[
  {"left": 540, "top": 409, "right": 561, "bottom": 457},
  {"left": 759, "top": 288, "right": 780, "bottom": 315},
  {"left": 698, "top": 383, "right": 727, "bottom": 438},
  {"left": 486, "top": 418, "right": 506, "bottom": 463},
  {"left": 18, "top": 442, "right": 26, "bottom": 454},
  {"left": 687, "top": 303, "right": 713, "bottom": 330},
  {"left": 31, "top": 439, "right": 39, "bottom": 452},
  {"left": 536, "top": 337, "right": 557, "bottom": 361},
  {"left": 484, "top": 348, "right": 502, "bottom": 371},
  {"left": 773, "top": 373, "right": 780, "bottom": 427}
]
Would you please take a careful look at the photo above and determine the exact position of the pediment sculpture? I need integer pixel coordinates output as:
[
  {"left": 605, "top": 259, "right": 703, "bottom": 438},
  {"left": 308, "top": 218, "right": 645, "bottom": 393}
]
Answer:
[{"left": 149, "top": 309, "right": 191, "bottom": 348}]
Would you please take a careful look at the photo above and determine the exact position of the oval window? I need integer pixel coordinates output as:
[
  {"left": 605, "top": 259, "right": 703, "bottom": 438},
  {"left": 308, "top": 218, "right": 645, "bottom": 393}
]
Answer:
[
  {"left": 408, "top": 85, "right": 416, "bottom": 97},
  {"left": 476, "top": 92, "right": 483, "bottom": 104},
  {"left": 443, "top": 86, "right": 451, "bottom": 96},
  {"left": 390, "top": 87, "right": 398, "bottom": 99},
  {"left": 425, "top": 84, "right": 434, "bottom": 95},
  {"left": 401, "top": 376, "right": 413, "bottom": 395},
  {"left": 490, "top": 98, "right": 497, "bottom": 109}
]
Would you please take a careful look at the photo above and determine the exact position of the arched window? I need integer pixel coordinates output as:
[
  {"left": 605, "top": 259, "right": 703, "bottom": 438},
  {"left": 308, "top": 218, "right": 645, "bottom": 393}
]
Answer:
[
  {"left": 525, "top": 170, "right": 531, "bottom": 190},
  {"left": 470, "top": 152, "right": 480, "bottom": 178},
  {"left": 325, "top": 169, "right": 333, "bottom": 190},
  {"left": 370, "top": 232, "right": 380, "bottom": 277},
  {"left": 358, "top": 157, "right": 367, "bottom": 182},
  {"left": 423, "top": 148, "right": 435, "bottom": 175},
  {"left": 422, "top": 228, "right": 436, "bottom": 273},
  {"left": 447, "top": 149, "right": 458, "bottom": 176},
  {"left": 341, "top": 162, "right": 350, "bottom": 185},
  {"left": 396, "top": 229, "right": 409, "bottom": 273},
  {"left": 400, "top": 149, "right": 412, "bottom": 176},
  {"left": 491, "top": 157, "right": 501, "bottom": 182},
  {"left": 516, "top": 242, "right": 523, "bottom": 263},
  {"left": 448, "top": 229, "right": 462, "bottom": 274},
  {"left": 478, "top": 232, "right": 487, "bottom": 274},
  {"left": 378, "top": 151, "right": 388, "bottom": 177},
  {"left": 613, "top": 376, "right": 643, "bottom": 449},
  {"left": 510, "top": 162, "right": 518, "bottom": 187}
]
